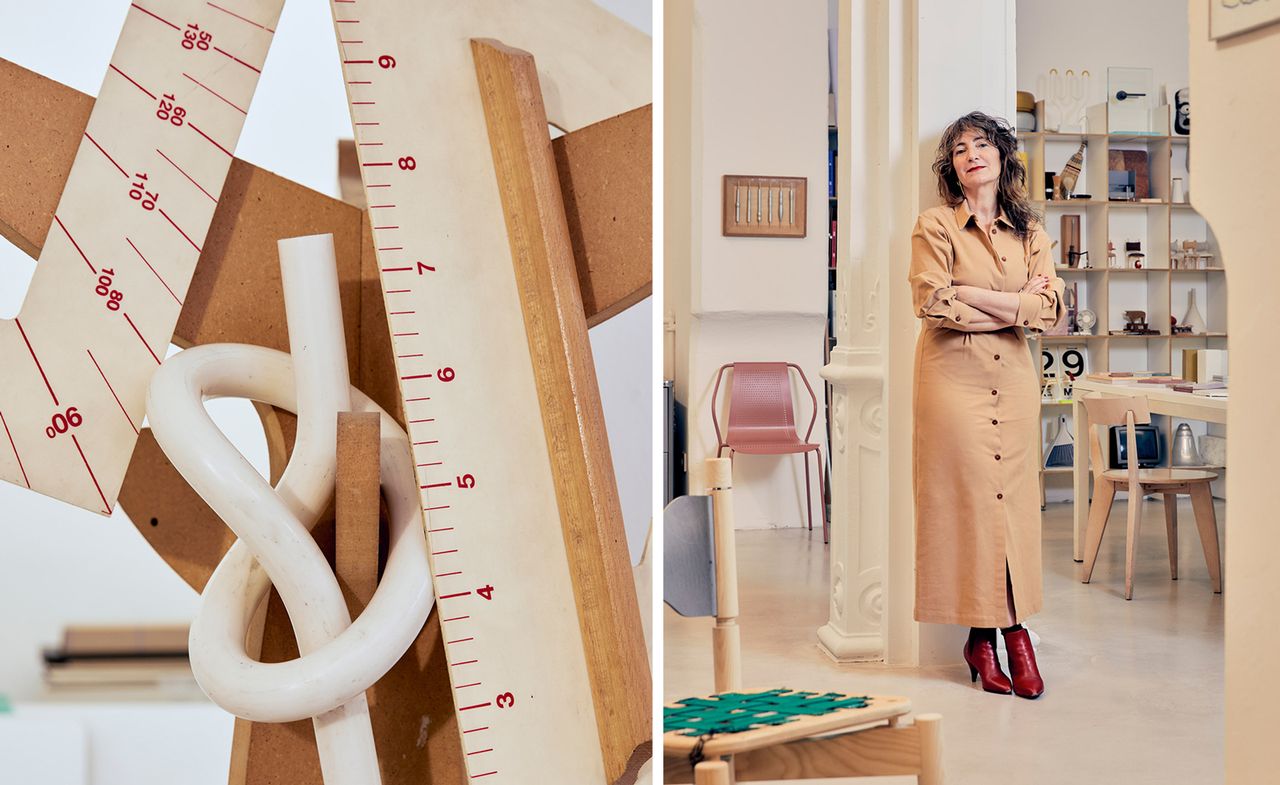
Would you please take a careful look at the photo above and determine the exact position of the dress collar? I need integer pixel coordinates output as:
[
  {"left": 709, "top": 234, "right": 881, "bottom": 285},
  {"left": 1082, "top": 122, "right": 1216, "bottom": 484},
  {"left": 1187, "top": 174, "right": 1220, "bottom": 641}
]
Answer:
[{"left": 954, "top": 200, "right": 1013, "bottom": 230}]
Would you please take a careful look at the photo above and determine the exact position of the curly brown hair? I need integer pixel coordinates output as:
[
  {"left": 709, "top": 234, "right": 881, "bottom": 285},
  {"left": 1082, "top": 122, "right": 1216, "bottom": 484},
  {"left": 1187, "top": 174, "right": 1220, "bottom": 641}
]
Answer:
[{"left": 932, "top": 111, "right": 1040, "bottom": 240}]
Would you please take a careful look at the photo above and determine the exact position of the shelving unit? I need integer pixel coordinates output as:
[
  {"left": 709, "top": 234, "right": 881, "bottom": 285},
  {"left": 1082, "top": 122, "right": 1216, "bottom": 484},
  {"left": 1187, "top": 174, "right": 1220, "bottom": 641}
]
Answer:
[{"left": 1020, "top": 104, "right": 1228, "bottom": 503}]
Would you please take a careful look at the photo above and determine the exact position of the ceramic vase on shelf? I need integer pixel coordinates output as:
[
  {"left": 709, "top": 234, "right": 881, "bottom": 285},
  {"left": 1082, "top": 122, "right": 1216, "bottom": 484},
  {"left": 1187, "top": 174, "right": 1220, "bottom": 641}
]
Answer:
[{"left": 1183, "top": 289, "right": 1207, "bottom": 334}]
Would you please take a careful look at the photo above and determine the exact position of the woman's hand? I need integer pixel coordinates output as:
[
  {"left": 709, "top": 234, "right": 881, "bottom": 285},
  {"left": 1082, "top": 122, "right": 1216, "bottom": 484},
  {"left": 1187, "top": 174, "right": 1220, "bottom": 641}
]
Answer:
[{"left": 1021, "top": 275, "right": 1050, "bottom": 295}]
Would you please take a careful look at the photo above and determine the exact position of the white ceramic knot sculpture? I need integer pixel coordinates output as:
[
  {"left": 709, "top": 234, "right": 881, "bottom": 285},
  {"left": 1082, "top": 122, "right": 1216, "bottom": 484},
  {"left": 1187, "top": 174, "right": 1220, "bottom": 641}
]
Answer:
[{"left": 145, "top": 234, "right": 434, "bottom": 785}]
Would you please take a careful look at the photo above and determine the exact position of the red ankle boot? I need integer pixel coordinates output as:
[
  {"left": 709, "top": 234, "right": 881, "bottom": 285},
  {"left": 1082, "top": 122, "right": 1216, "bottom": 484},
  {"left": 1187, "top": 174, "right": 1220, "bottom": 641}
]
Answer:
[
  {"left": 963, "top": 629, "right": 1011, "bottom": 694},
  {"left": 1002, "top": 627, "right": 1045, "bottom": 699}
]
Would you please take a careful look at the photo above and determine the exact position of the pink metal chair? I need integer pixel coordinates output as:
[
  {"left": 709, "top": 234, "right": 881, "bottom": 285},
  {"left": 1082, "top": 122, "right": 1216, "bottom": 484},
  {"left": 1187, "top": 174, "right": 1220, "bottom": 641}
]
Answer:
[{"left": 711, "top": 362, "right": 829, "bottom": 543}]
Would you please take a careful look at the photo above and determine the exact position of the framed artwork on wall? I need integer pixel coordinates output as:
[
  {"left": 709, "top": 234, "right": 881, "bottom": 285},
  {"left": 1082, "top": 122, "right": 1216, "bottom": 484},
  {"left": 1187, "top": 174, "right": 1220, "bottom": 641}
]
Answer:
[{"left": 1209, "top": 0, "right": 1280, "bottom": 41}]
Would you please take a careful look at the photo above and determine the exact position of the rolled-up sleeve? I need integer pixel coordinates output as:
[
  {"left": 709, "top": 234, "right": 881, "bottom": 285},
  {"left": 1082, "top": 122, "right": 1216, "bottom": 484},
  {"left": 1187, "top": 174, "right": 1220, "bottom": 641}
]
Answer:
[
  {"left": 1012, "top": 226, "right": 1066, "bottom": 332},
  {"left": 909, "top": 213, "right": 990, "bottom": 331}
]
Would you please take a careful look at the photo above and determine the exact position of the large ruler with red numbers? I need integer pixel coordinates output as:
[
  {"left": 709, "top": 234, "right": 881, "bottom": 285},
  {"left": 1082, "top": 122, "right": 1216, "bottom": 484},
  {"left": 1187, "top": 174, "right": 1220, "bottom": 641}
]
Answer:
[
  {"left": 0, "top": 0, "right": 282, "bottom": 513},
  {"left": 326, "top": 3, "right": 650, "bottom": 782}
]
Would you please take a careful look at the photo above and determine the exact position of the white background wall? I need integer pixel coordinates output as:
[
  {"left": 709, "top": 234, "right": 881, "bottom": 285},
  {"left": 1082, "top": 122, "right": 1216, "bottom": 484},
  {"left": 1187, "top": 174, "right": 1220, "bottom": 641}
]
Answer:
[
  {"left": 1016, "top": 0, "right": 1189, "bottom": 120},
  {"left": 671, "top": 0, "right": 829, "bottom": 530},
  {"left": 0, "top": 0, "right": 651, "bottom": 702}
]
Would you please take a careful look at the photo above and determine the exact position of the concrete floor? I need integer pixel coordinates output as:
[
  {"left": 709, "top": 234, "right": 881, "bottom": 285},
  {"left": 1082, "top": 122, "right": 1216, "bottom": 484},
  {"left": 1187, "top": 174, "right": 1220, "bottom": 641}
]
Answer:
[{"left": 664, "top": 498, "right": 1225, "bottom": 785}]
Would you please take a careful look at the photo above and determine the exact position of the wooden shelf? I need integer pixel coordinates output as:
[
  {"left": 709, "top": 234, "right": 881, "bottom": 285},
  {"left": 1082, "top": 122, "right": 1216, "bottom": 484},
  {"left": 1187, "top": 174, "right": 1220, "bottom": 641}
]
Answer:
[{"left": 1041, "top": 466, "right": 1074, "bottom": 475}]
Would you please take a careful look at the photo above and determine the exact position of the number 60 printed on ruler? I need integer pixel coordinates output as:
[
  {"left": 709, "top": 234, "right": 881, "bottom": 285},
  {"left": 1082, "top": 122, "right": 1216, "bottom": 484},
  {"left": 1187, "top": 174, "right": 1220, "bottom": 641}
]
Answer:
[{"left": 0, "top": 0, "right": 283, "bottom": 513}]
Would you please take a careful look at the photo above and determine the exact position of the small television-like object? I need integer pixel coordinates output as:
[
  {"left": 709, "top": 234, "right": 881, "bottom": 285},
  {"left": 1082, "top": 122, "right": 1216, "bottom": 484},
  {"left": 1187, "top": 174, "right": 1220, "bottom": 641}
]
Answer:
[{"left": 1109, "top": 425, "right": 1163, "bottom": 469}]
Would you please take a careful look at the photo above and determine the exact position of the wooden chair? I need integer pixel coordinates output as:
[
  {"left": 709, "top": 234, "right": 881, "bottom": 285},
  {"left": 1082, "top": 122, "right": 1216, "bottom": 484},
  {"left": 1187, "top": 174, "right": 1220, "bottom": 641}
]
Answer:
[
  {"left": 1079, "top": 394, "right": 1223, "bottom": 600},
  {"left": 663, "top": 458, "right": 943, "bottom": 784}
]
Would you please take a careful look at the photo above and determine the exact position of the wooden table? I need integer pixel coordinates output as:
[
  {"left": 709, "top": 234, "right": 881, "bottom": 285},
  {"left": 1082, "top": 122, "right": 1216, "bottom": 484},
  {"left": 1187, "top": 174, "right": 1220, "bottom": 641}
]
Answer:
[{"left": 1071, "top": 378, "right": 1228, "bottom": 561}]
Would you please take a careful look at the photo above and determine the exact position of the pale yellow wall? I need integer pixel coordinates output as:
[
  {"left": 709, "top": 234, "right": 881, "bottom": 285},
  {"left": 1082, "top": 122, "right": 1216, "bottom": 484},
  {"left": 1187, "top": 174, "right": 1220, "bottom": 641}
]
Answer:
[{"left": 1187, "top": 6, "right": 1279, "bottom": 783}]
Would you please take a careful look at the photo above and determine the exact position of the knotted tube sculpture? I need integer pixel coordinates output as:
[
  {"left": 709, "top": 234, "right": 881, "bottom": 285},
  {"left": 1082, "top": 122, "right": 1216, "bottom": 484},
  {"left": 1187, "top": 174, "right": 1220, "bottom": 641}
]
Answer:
[{"left": 146, "top": 234, "right": 434, "bottom": 784}]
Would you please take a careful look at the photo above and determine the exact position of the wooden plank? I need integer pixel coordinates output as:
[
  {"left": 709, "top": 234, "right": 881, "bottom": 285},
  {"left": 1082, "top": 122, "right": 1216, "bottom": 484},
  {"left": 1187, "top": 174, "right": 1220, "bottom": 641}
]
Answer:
[
  {"left": 731, "top": 725, "right": 923, "bottom": 781},
  {"left": 336, "top": 411, "right": 381, "bottom": 611},
  {"left": 551, "top": 105, "right": 652, "bottom": 326},
  {"left": 471, "top": 38, "right": 650, "bottom": 784}
]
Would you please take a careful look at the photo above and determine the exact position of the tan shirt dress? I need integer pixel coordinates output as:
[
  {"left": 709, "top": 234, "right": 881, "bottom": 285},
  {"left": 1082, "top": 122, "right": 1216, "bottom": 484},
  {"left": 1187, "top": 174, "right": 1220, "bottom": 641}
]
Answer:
[{"left": 909, "top": 202, "right": 1064, "bottom": 628}]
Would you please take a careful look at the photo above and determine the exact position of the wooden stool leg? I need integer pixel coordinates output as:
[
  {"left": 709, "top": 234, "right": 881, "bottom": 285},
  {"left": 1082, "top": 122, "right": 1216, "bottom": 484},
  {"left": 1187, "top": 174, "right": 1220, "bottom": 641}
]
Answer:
[
  {"left": 916, "top": 713, "right": 943, "bottom": 785},
  {"left": 1163, "top": 493, "right": 1178, "bottom": 581},
  {"left": 694, "top": 759, "right": 730, "bottom": 785},
  {"left": 1189, "top": 484, "right": 1224, "bottom": 593},
  {"left": 1124, "top": 485, "right": 1145, "bottom": 600},
  {"left": 1082, "top": 481, "right": 1116, "bottom": 583}
]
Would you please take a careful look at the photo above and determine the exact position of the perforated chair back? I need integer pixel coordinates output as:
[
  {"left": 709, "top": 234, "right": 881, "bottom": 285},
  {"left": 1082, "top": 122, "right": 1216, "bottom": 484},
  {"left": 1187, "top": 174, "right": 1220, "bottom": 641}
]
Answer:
[{"left": 712, "top": 362, "right": 816, "bottom": 455}]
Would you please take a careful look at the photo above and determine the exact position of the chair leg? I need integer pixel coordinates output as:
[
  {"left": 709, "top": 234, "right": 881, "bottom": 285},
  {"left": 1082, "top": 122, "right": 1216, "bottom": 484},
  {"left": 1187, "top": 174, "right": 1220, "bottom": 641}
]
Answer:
[
  {"left": 803, "top": 450, "right": 813, "bottom": 532},
  {"left": 1124, "top": 484, "right": 1145, "bottom": 600},
  {"left": 693, "top": 759, "right": 730, "bottom": 785},
  {"left": 1189, "top": 483, "right": 1223, "bottom": 594},
  {"left": 915, "top": 713, "right": 943, "bottom": 785},
  {"left": 817, "top": 447, "right": 830, "bottom": 544},
  {"left": 1163, "top": 493, "right": 1178, "bottom": 580},
  {"left": 1081, "top": 480, "right": 1116, "bottom": 583}
]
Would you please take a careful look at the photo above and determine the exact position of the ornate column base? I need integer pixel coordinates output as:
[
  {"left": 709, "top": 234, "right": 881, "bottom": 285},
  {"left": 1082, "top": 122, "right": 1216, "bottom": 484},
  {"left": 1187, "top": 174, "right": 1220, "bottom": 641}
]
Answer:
[{"left": 817, "top": 624, "right": 884, "bottom": 663}]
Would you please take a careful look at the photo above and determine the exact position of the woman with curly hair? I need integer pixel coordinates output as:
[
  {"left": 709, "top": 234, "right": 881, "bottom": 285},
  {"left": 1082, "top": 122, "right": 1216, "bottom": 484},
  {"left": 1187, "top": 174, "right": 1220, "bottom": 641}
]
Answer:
[{"left": 908, "top": 111, "right": 1063, "bottom": 699}]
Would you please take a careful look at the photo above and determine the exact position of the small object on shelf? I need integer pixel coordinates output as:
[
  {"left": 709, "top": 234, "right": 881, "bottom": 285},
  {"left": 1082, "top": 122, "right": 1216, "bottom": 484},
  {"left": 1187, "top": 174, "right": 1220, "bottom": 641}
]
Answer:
[
  {"left": 1016, "top": 91, "right": 1037, "bottom": 132},
  {"left": 1108, "top": 149, "right": 1150, "bottom": 199},
  {"left": 1070, "top": 193, "right": 1092, "bottom": 200},
  {"left": 1107, "top": 241, "right": 1118, "bottom": 268},
  {"left": 1061, "top": 214, "right": 1082, "bottom": 267},
  {"left": 1121, "top": 309, "right": 1158, "bottom": 334},
  {"left": 1109, "top": 169, "right": 1136, "bottom": 201},
  {"left": 1171, "top": 423, "right": 1204, "bottom": 467},
  {"left": 1076, "top": 308, "right": 1097, "bottom": 334},
  {"left": 1125, "top": 240, "right": 1144, "bottom": 269},
  {"left": 1172, "top": 177, "right": 1186, "bottom": 203},
  {"left": 1058, "top": 140, "right": 1087, "bottom": 198},
  {"left": 1200, "top": 434, "right": 1227, "bottom": 467},
  {"left": 1108, "top": 66, "right": 1155, "bottom": 133},
  {"left": 1182, "top": 288, "right": 1207, "bottom": 333},
  {"left": 1174, "top": 87, "right": 1190, "bottom": 134},
  {"left": 1044, "top": 171, "right": 1057, "bottom": 200},
  {"left": 1183, "top": 348, "right": 1199, "bottom": 382},
  {"left": 1044, "top": 416, "right": 1075, "bottom": 468}
]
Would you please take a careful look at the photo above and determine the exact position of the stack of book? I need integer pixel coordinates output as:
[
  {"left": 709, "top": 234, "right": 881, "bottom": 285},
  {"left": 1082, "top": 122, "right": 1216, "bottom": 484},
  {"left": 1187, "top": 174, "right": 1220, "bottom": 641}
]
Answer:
[
  {"left": 42, "top": 624, "right": 201, "bottom": 698},
  {"left": 1085, "top": 372, "right": 1185, "bottom": 386}
]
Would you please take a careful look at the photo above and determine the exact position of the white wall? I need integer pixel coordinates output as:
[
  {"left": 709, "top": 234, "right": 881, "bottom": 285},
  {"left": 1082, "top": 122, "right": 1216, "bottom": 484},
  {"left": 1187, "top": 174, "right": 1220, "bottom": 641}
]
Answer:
[
  {"left": 0, "top": 0, "right": 651, "bottom": 702},
  {"left": 671, "top": 0, "right": 829, "bottom": 529},
  {"left": 1016, "top": 0, "right": 1190, "bottom": 126}
]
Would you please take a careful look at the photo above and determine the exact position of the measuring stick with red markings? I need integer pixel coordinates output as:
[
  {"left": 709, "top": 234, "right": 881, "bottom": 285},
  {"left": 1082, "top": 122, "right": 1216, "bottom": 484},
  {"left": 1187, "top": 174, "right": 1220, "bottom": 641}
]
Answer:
[{"left": 0, "top": 0, "right": 283, "bottom": 514}]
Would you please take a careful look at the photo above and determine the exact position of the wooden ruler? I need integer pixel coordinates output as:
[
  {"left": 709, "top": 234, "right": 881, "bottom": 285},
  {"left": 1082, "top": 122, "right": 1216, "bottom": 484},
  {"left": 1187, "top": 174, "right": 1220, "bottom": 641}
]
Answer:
[
  {"left": 0, "top": 0, "right": 283, "bottom": 513},
  {"left": 327, "top": 2, "right": 650, "bottom": 782}
]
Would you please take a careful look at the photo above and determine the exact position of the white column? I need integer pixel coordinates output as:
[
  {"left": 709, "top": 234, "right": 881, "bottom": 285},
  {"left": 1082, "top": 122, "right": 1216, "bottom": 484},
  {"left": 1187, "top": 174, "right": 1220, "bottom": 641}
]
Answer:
[
  {"left": 819, "top": 0, "right": 915, "bottom": 662},
  {"left": 822, "top": 0, "right": 1016, "bottom": 665}
]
